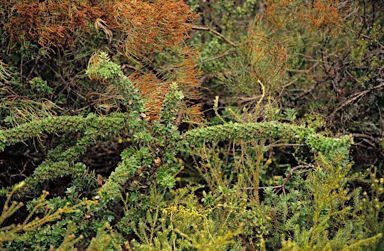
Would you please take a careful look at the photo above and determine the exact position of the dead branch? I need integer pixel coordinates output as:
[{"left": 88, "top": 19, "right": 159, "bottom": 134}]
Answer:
[
  {"left": 192, "top": 26, "right": 243, "bottom": 47},
  {"left": 197, "top": 70, "right": 240, "bottom": 85},
  {"left": 239, "top": 165, "right": 316, "bottom": 195},
  {"left": 121, "top": 64, "right": 145, "bottom": 74},
  {"left": 190, "top": 48, "right": 238, "bottom": 69},
  {"left": 329, "top": 82, "right": 384, "bottom": 119}
]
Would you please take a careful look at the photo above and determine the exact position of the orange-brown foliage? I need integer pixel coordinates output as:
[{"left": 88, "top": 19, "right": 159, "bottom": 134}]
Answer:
[
  {"left": 296, "top": 0, "right": 343, "bottom": 35},
  {"left": 129, "top": 45, "right": 203, "bottom": 122},
  {"left": 264, "top": 0, "right": 346, "bottom": 36},
  {"left": 1, "top": 0, "right": 203, "bottom": 123},
  {"left": 2, "top": 0, "right": 117, "bottom": 49},
  {"left": 241, "top": 15, "right": 288, "bottom": 93}
]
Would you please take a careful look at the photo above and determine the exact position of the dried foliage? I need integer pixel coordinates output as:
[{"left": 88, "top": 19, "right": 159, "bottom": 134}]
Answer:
[{"left": 0, "top": 0, "right": 203, "bottom": 125}]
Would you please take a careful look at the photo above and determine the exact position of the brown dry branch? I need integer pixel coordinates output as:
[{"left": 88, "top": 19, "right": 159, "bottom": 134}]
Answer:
[
  {"left": 190, "top": 48, "right": 238, "bottom": 70},
  {"left": 192, "top": 26, "right": 244, "bottom": 47},
  {"left": 359, "top": 34, "right": 384, "bottom": 49},
  {"left": 197, "top": 69, "right": 244, "bottom": 85},
  {"left": 121, "top": 64, "right": 145, "bottom": 74},
  {"left": 239, "top": 165, "right": 316, "bottom": 196},
  {"left": 198, "top": 72, "right": 230, "bottom": 85},
  {"left": 329, "top": 82, "right": 384, "bottom": 119}
]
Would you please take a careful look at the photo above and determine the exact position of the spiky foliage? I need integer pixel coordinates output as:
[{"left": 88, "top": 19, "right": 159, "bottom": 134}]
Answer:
[
  {"left": 1, "top": 53, "right": 383, "bottom": 250},
  {"left": 0, "top": 54, "right": 352, "bottom": 203}
]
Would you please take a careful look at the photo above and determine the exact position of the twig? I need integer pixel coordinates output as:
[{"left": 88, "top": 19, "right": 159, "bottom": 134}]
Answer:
[
  {"left": 121, "top": 64, "right": 145, "bottom": 74},
  {"left": 192, "top": 26, "right": 243, "bottom": 47},
  {"left": 273, "top": 143, "right": 306, "bottom": 147},
  {"left": 360, "top": 33, "right": 384, "bottom": 49},
  {"left": 197, "top": 70, "right": 242, "bottom": 85},
  {"left": 190, "top": 48, "right": 237, "bottom": 69},
  {"left": 295, "top": 77, "right": 329, "bottom": 100},
  {"left": 351, "top": 133, "right": 379, "bottom": 143},
  {"left": 238, "top": 165, "right": 315, "bottom": 195},
  {"left": 329, "top": 82, "right": 384, "bottom": 119}
]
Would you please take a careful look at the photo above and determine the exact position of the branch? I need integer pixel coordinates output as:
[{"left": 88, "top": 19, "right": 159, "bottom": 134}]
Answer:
[
  {"left": 360, "top": 33, "right": 384, "bottom": 49},
  {"left": 0, "top": 115, "right": 132, "bottom": 150},
  {"left": 192, "top": 26, "right": 243, "bottom": 47},
  {"left": 197, "top": 73, "right": 218, "bottom": 85},
  {"left": 349, "top": 133, "right": 383, "bottom": 155},
  {"left": 197, "top": 70, "right": 241, "bottom": 85},
  {"left": 239, "top": 165, "right": 316, "bottom": 195},
  {"left": 294, "top": 77, "right": 329, "bottom": 100},
  {"left": 273, "top": 143, "right": 306, "bottom": 147},
  {"left": 183, "top": 121, "right": 353, "bottom": 163},
  {"left": 121, "top": 64, "right": 145, "bottom": 74},
  {"left": 190, "top": 48, "right": 238, "bottom": 69},
  {"left": 329, "top": 82, "right": 384, "bottom": 119}
]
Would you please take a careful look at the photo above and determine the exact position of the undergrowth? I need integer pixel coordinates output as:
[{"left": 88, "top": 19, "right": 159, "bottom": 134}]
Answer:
[{"left": 0, "top": 53, "right": 383, "bottom": 250}]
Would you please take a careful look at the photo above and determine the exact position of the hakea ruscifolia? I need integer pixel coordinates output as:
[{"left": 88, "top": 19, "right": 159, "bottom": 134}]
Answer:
[
  {"left": 0, "top": 53, "right": 186, "bottom": 202},
  {"left": 160, "top": 82, "right": 184, "bottom": 126},
  {"left": 184, "top": 121, "right": 353, "bottom": 162},
  {"left": 0, "top": 114, "right": 144, "bottom": 197},
  {"left": 0, "top": 113, "right": 132, "bottom": 151},
  {"left": 0, "top": 53, "right": 353, "bottom": 205},
  {"left": 86, "top": 52, "right": 146, "bottom": 114},
  {"left": 96, "top": 82, "right": 186, "bottom": 203}
]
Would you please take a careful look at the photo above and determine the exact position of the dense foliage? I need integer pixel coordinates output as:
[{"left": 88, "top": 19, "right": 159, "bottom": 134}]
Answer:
[{"left": 0, "top": 0, "right": 383, "bottom": 250}]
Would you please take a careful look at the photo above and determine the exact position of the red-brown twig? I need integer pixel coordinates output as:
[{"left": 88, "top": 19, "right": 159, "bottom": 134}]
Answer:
[
  {"left": 190, "top": 48, "right": 237, "bottom": 69},
  {"left": 329, "top": 83, "right": 384, "bottom": 119},
  {"left": 192, "top": 26, "right": 243, "bottom": 47},
  {"left": 121, "top": 64, "right": 145, "bottom": 74},
  {"left": 239, "top": 165, "right": 316, "bottom": 195}
]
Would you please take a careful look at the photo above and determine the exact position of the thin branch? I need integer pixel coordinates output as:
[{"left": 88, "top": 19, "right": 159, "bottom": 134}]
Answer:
[
  {"left": 190, "top": 48, "right": 237, "bottom": 69},
  {"left": 197, "top": 70, "right": 242, "bottom": 85},
  {"left": 192, "top": 26, "right": 243, "bottom": 47},
  {"left": 360, "top": 33, "right": 384, "bottom": 49},
  {"left": 121, "top": 64, "right": 145, "bottom": 74},
  {"left": 329, "top": 82, "right": 384, "bottom": 119},
  {"left": 349, "top": 133, "right": 383, "bottom": 152},
  {"left": 238, "top": 165, "right": 315, "bottom": 195},
  {"left": 273, "top": 143, "right": 306, "bottom": 147},
  {"left": 197, "top": 72, "right": 229, "bottom": 85},
  {"left": 351, "top": 133, "right": 379, "bottom": 142},
  {"left": 294, "top": 77, "right": 329, "bottom": 100}
]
